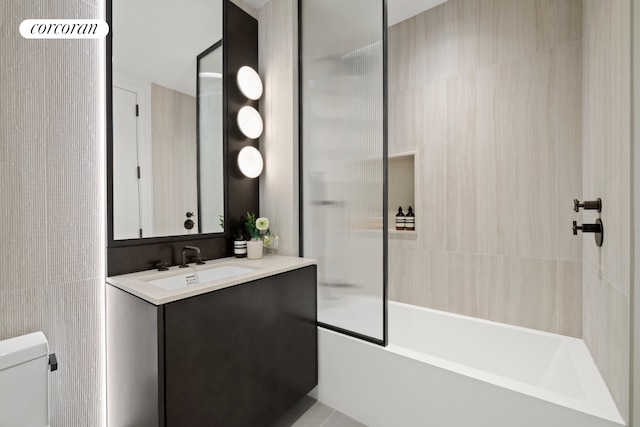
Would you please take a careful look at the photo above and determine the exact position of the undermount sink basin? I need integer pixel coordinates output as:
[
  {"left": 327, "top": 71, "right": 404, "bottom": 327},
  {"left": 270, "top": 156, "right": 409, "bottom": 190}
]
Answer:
[{"left": 146, "top": 264, "right": 259, "bottom": 291}]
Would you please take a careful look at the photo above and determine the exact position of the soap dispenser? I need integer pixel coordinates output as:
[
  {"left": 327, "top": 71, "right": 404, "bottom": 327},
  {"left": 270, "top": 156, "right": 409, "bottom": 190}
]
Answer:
[
  {"left": 233, "top": 232, "right": 247, "bottom": 258},
  {"left": 395, "top": 206, "right": 405, "bottom": 231},
  {"left": 405, "top": 206, "right": 415, "bottom": 231}
]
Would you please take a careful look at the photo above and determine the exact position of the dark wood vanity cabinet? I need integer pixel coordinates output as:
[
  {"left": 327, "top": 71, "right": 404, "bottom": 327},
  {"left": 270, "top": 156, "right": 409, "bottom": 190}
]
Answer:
[{"left": 106, "top": 265, "right": 317, "bottom": 427}]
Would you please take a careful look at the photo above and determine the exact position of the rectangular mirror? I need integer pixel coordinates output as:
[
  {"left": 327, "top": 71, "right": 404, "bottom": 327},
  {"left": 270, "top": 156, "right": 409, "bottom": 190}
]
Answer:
[{"left": 111, "top": 0, "right": 224, "bottom": 241}]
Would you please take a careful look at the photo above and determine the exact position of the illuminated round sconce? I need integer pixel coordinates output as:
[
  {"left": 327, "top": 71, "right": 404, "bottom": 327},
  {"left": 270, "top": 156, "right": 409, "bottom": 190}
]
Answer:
[
  {"left": 237, "top": 106, "right": 263, "bottom": 139},
  {"left": 237, "top": 66, "right": 263, "bottom": 100},
  {"left": 237, "top": 146, "right": 264, "bottom": 178}
]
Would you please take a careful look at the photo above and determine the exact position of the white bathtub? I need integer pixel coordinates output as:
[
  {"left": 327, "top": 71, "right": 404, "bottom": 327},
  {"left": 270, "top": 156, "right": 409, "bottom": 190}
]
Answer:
[{"left": 315, "top": 301, "right": 625, "bottom": 427}]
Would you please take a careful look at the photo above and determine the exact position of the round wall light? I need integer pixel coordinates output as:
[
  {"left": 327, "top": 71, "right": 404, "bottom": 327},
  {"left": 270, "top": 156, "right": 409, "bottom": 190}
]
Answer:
[
  {"left": 237, "top": 66, "right": 263, "bottom": 100},
  {"left": 237, "top": 146, "right": 264, "bottom": 178},
  {"left": 237, "top": 106, "right": 263, "bottom": 139}
]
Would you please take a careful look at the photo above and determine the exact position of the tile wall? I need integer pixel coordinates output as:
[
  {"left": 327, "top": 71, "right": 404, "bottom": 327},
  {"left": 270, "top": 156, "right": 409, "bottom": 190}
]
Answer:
[
  {"left": 582, "top": 0, "right": 631, "bottom": 421},
  {"left": 388, "top": 0, "right": 584, "bottom": 337},
  {"left": 0, "top": 0, "right": 105, "bottom": 425}
]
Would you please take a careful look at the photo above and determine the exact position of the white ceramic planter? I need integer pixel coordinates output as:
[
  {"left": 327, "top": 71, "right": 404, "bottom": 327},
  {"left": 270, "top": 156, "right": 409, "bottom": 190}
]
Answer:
[{"left": 247, "top": 239, "right": 263, "bottom": 260}]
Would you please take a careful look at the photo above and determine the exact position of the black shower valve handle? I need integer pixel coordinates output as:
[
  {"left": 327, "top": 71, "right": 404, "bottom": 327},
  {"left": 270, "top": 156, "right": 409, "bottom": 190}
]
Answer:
[
  {"left": 572, "top": 221, "right": 580, "bottom": 235},
  {"left": 573, "top": 198, "right": 602, "bottom": 213}
]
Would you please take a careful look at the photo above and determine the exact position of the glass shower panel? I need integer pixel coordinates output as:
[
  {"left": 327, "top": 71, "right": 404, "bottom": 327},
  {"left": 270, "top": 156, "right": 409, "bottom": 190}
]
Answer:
[{"left": 300, "top": 0, "right": 386, "bottom": 343}]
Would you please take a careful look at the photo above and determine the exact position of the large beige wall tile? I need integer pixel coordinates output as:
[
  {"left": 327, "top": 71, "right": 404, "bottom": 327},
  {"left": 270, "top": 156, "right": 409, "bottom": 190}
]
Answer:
[
  {"left": 443, "top": 0, "right": 478, "bottom": 77},
  {"left": 401, "top": 248, "right": 426, "bottom": 305},
  {"left": 514, "top": 135, "right": 557, "bottom": 259},
  {"left": 447, "top": 252, "right": 478, "bottom": 317},
  {"left": 557, "top": 261, "right": 582, "bottom": 337},
  {"left": 477, "top": 0, "right": 515, "bottom": 67},
  {"left": 477, "top": 61, "right": 515, "bottom": 256},
  {"left": 583, "top": 271, "right": 630, "bottom": 421},
  {"left": 514, "top": 49, "right": 557, "bottom": 142},
  {"left": 389, "top": 249, "right": 449, "bottom": 312},
  {"left": 557, "top": 0, "right": 583, "bottom": 45},
  {"left": 600, "top": 0, "right": 631, "bottom": 295},
  {"left": 417, "top": 82, "right": 447, "bottom": 251},
  {"left": 415, "top": 4, "right": 446, "bottom": 86},
  {"left": 514, "top": 50, "right": 557, "bottom": 259},
  {"left": 389, "top": 89, "right": 418, "bottom": 154},
  {"left": 515, "top": 0, "right": 559, "bottom": 57},
  {"left": 421, "top": 250, "right": 449, "bottom": 311},
  {"left": 446, "top": 72, "right": 477, "bottom": 253},
  {"left": 388, "top": 246, "right": 412, "bottom": 304},
  {"left": 478, "top": 256, "right": 557, "bottom": 332},
  {"left": 582, "top": 1, "right": 608, "bottom": 203},
  {"left": 556, "top": 41, "right": 583, "bottom": 262},
  {"left": 477, "top": 254, "right": 515, "bottom": 324},
  {"left": 478, "top": 255, "right": 556, "bottom": 332},
  {"left": 511, "top": 257, "right": 558, "bottom": 332},
  {"left": 388, "top": 17, "right": 417, "bottom": 94}
]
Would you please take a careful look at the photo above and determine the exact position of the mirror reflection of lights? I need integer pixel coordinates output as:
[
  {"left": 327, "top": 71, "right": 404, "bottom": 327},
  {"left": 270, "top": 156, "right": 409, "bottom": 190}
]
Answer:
[
  {"left": 236, "top": 66, "right": 263, "bottom": 100},
  {"left": 237, "top": 146, "right": 264, "bottom": 178},
  {"left": 237, "top": 106, "right": 263, "bottom": 139}
]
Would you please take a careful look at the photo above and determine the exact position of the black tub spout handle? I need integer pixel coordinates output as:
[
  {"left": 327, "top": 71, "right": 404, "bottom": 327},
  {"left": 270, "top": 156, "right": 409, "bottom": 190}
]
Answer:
[{"left": 574, "top": 198, "right": 602, "bottom": 212}]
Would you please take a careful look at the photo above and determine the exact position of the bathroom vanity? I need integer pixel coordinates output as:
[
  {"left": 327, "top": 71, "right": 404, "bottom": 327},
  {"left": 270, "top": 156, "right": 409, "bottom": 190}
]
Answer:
[{"left": 106, "top": 255, "right": 317, "bottom": 427}]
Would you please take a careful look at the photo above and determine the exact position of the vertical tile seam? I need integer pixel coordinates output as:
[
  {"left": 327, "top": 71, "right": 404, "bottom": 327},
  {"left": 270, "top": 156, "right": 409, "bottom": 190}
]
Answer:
[
  {"left": 551, "top": 44, "right": 560, "bottom": 258},
  {"left": 474, "top": 10, "right": 481, "bottom": 315}
]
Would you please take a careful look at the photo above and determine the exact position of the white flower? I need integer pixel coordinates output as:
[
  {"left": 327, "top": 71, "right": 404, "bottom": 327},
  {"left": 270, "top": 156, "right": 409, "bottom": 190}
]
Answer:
[{"left": 256, "top": 217, "right": 269, "bottom": 231}]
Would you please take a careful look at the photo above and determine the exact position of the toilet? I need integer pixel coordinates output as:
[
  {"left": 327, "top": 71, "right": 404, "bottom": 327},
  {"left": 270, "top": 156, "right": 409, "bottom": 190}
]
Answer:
[{"left": 0, "top": 332, "right": 54, "bottom": 427}]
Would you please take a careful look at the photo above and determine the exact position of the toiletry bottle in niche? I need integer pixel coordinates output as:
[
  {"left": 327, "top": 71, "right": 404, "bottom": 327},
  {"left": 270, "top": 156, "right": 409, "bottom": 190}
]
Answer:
[
  {"left": 405, "top": 206, "right": 415, "bottom": 231},
  {"left": 395, "top": 206, "right": 405, "bottom": 231}
]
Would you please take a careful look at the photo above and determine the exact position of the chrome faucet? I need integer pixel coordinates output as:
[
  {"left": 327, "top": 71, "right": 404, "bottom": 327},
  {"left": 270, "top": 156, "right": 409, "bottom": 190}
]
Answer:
[{"left": 180, "top": 246, "right": 205, "bottom": 268}]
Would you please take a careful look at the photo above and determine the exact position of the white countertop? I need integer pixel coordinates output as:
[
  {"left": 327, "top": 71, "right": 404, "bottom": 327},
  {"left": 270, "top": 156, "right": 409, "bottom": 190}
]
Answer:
[{"left": 107, "top": 254, "right": 317, "bottom": 305}]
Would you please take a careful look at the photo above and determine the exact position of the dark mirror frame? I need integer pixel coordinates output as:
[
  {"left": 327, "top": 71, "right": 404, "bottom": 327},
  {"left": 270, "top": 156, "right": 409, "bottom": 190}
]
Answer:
[{"left": 106, "top": 0, "right": 259, "bottom": 276}]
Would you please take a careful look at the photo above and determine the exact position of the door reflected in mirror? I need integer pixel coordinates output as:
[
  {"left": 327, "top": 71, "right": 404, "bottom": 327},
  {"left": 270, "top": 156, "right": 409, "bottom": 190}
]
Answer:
[{"left": 112, "top": 0, "right": 224, "bottom": 240}]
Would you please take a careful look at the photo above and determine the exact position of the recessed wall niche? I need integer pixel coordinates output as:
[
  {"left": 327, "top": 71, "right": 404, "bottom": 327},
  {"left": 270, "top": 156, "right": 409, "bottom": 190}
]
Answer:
[{"left": 389, "top": 151, "right": 417, "bottom": 235}]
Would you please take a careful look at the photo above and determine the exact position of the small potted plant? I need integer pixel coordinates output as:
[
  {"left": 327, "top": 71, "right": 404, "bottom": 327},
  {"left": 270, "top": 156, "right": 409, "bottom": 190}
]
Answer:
[{"left": 245, "top": 212, "right": 269, "bottom": 259}]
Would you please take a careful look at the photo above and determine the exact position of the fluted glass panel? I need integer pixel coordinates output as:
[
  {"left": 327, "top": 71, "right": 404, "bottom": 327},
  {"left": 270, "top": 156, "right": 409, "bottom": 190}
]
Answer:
[{"left": 301, "top": 0, "right": 386, "bottom": 342}]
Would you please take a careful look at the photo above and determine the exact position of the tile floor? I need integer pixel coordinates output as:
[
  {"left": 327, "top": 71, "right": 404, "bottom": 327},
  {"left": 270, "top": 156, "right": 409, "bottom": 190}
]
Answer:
[{"left": 272, "top": 396, "right": 366, "bottom": 427}]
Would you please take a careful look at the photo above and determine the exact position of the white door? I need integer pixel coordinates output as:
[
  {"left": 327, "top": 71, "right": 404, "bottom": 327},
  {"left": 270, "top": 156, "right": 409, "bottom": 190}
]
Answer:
[{"left": 113, "top": 86, "right": 142, "bottom": 240}]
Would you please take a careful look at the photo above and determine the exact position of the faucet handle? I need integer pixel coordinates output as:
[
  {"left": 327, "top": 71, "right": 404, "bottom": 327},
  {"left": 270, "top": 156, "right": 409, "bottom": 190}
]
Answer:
[
  {"left": 156, "top": 262, "right": 170, "bottom": 271},
  {"left": 572, "top": 221, "right": 581, "bottom": 235}
]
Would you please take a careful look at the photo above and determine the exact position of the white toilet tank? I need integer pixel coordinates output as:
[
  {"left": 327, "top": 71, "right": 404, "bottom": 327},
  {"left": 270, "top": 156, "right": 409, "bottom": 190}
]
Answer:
[{"left": 0, "top": 332, "right": 51, "bottom": 427}]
